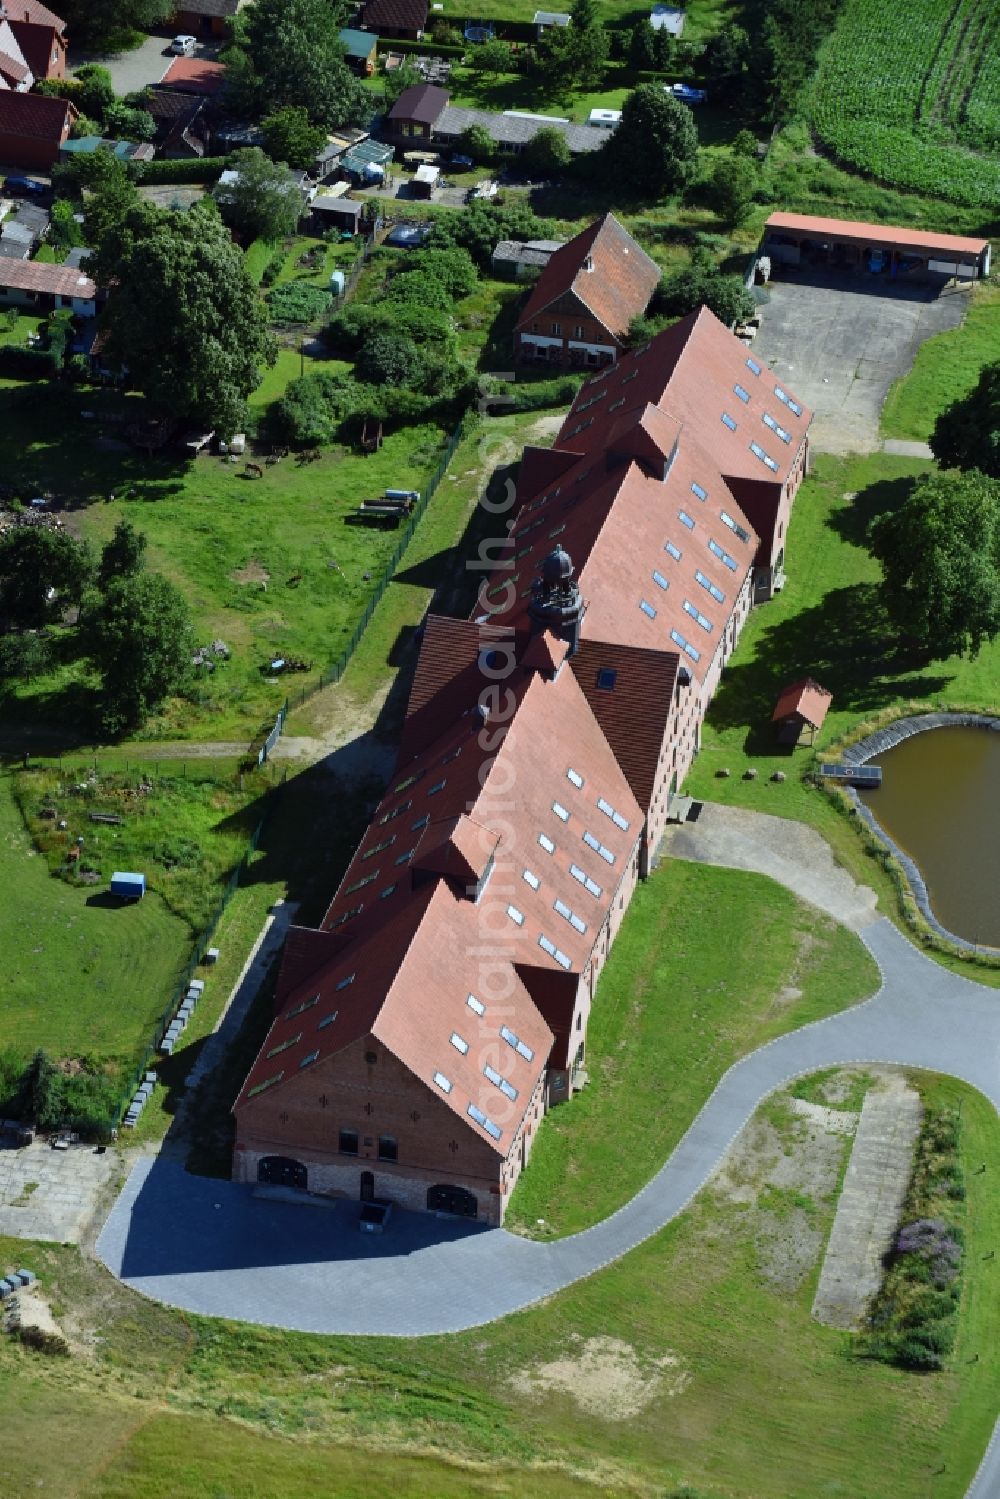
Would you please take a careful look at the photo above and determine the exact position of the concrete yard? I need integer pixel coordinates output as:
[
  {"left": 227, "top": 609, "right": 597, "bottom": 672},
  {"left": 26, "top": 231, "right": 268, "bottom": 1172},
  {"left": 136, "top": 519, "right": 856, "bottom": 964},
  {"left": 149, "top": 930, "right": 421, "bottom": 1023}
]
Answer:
[
  {"left": 752, "top": 271, "right": 970, "bottom": 455},
  {"left": 0, "top": 1137, "right": 122, "bottom": 1243},
  {"left": 812, "top": 1073, "right": 922, "bottom": 1329}
]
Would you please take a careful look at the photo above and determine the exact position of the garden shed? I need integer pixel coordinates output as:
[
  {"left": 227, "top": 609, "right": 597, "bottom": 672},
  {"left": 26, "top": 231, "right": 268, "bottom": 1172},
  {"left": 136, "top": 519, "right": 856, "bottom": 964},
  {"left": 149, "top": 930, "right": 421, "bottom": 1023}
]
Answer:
[
  {"left": 311, "top": 193, "right": 363, "bottom": 234},
  {"left": 111, "top": 871, "right": 146, "bottom": 901},
  {"left": 772, "top": 678, "right": 832, "bottom": 746}
]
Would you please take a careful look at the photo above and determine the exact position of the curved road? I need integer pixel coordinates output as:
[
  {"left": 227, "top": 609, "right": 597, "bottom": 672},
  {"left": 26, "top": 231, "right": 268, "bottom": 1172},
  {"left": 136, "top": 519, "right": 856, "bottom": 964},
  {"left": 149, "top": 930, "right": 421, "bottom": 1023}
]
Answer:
[{"left": 95, "top": 806, "right": 1000, "bottom": 1493}]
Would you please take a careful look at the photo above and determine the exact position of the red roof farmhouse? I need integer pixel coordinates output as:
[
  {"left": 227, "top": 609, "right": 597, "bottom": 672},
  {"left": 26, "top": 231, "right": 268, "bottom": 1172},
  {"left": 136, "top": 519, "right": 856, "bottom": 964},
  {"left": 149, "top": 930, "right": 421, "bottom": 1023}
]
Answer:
[
  {"left": 232, "top": 306, "right": 812, "bottom": 1225},
  {"left": 514, "top": 212, "right": 661, "bottom": 369}
]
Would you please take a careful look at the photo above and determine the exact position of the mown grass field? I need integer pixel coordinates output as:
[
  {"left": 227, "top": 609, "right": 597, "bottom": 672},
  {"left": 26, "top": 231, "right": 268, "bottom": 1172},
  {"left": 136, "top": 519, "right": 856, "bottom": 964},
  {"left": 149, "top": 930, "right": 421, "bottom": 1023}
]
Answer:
[
  {"left": 0, "top": 770, "right": 190, "bottom": 1063},
  {"left": 506, "top": 861, "right": 878, "bottom": 1236},
  {"left": 3, "top": 1067, "right": 999, "bottom": 1498},
  {"left": 810, "top": 0, "right": 1000, "bottom": 206},
  {"left": 881, "top": 281, "right": 1000, "bottom": 442}
]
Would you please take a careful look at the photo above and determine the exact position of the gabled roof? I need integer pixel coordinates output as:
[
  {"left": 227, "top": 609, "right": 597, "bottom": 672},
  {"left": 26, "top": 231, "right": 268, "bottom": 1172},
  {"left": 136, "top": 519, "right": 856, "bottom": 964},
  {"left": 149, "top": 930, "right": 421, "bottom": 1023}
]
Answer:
[
  {"left": 558, "top": 307, "right": 812, "bottom": 487},
  {"left": 0, "top": 87, "right": 72, "bottom": 140},
  {"left": 177, "top": 0, "right": 242, "bottom": 14},
  {"left": 0, "top": 257, "right": 94, "bottom": 297},
  {"left": 339, "top": 26, "right": 378, "bottom": 57},
  {"left": 1, "top": 0, "right": 66, "bottom": 28},
  {"left": 387, "top": 81, "right": 448, "bottom": 124},
  {"left": 361, "top": 0, "right": 428, "bottom": 29},
  {"left": 515, "top": 213, "right": 660, "bottom": 343},
  {"left": 772, "top": 677, "right": 832, "bottom": 729},
  {"left": 571, "top": 639, "right": 678, "bottom": 811},
  {"left": 411, "top": 813, "right": 499, "bottom": 886}
]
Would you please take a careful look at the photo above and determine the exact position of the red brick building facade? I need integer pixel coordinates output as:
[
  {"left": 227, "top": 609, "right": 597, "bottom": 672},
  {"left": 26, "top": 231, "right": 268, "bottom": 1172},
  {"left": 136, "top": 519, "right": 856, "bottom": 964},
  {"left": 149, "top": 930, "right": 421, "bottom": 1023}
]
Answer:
[{"left": 232, "top": 308, "right": 811, "bottom": 1224}]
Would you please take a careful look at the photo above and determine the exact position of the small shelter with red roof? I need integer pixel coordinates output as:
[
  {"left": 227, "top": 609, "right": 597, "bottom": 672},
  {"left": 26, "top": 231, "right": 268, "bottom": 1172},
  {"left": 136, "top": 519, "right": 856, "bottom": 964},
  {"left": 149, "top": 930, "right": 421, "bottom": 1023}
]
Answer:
[{"left": 772, "top": 677, "right": 832, "bottom": 745}]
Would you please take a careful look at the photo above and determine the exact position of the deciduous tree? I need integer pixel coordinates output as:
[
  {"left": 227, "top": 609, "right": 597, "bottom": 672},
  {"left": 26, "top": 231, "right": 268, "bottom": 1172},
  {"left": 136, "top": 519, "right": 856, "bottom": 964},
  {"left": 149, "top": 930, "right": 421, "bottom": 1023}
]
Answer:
[
  {"left": 213, "top": 148, "right": 304, "bottom": 242},
  {"left": 84, "top": 572, "right": 194, "bottom": 735},
  {"left": 705, "top": 153, "right": 759, "bottom": 224},
  {"left": 930, "top": 363, "right": 1000, "bottom": 478},
  {"left": 524, "top": 125, "right": 571, "bottom": 176},
  {"left": 595, "top": 85, "right": 698, "bottom": 198},
  {"left": 870, "top": 468, "right": 1000, "bottom": 658},
  {"left": 97, "top": 520, "right": 147, "bottom": 590},
  {"left": 91, "top": 200, "right": 276, "bottom": 437},
  {"left": 224, "top": 0, "right": 368, "bottom": 128},
  {"left": 261, "top": 106, "right": 327, "bottom": 170},
  {"left": 0, "top": 528, "right": 93, "bottom": 628}
]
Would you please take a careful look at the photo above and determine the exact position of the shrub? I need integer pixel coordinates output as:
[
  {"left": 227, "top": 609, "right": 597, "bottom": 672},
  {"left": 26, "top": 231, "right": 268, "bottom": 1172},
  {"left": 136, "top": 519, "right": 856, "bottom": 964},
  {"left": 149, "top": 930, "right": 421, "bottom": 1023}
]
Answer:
[
  {"left": 15, "top": 1326, "right": 70, "bottom": 1358},
  {"left": 356, "top": 331, "right": 425, "bottom": 387},
  {"left": 134, "top": 156, "right": 227, "bottom": 186},
  {"left": 261, "top": 246, "right": 287, "bottom": 288},
  {"left": 0, "top": 632, "right": 52, "bottom": 679},
  {"left": 265, "top": 281, "right": 332, "bottom": 324}
]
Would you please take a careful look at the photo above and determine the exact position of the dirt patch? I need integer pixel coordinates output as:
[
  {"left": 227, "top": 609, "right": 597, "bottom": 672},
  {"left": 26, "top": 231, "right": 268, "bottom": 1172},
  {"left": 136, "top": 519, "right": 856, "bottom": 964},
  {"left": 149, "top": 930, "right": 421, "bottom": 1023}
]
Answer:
[
  {"left": 711, "top": 1080, "right": 860, "bottom": 1294},
  {"left": 12, "top": 1285, "right": 89, "bottom": 1357},
  {"left": 508, "top": 1335, "right": 689, "bottom": 1420},
  {"left": 231, "top": 559, "right": 270, "bottom": 586}
]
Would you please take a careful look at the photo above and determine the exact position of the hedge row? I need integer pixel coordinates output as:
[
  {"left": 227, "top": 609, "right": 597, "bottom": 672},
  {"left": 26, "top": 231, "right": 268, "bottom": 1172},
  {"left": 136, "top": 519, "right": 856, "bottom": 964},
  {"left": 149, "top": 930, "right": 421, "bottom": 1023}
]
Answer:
[
  {"left": 134, "top": 156, "right": 228, "bottom": 186},
  {"left": 0, "top": 345, "right": 60, "bottom": 379}
]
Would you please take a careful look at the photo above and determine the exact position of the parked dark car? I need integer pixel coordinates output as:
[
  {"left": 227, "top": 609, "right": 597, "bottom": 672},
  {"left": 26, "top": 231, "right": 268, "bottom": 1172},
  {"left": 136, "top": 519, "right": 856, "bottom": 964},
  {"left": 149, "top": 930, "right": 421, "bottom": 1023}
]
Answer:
[{"left": 4, "top": 176, "right": 46, "bottom": 197}]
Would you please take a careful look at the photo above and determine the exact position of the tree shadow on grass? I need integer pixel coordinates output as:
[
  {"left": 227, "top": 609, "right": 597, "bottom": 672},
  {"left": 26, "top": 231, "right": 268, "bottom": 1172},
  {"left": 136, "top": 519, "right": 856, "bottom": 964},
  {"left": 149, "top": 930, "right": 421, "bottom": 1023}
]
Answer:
[
  {"left": 826, "top": 472, "right": 918, "bottom": 549},
  {"left": 708, "top": 582, "right": 953, "bottom": 754}
]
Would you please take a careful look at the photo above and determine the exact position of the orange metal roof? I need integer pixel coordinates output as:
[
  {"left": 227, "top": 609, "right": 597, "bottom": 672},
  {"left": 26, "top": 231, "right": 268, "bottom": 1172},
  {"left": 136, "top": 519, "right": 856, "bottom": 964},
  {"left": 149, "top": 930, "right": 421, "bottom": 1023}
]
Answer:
[
  {"left": 765, "top": 211, "right": 988, "bottom": 259},
  {"left": 772, "top": 677, "right": 832, "bottom": 729}
]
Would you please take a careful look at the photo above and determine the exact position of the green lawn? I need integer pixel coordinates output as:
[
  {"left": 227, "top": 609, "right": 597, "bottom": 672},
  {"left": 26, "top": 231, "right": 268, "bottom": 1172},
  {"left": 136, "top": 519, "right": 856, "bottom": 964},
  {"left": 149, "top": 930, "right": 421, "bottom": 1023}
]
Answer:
[
  {"left": 0, "top": 384, "right": 452, "bottom": 741},
  {"left": 0, "top": 770, "right": 190, "bottom": 1062},
  {"left": 881, "top": 281, "right": 1000, "bottom": 441},
  {"left": 506, "top": 860, "right": 878, "bottom": 1236},
  {"left": 4, "top": 1066, "right": 1000, "bottom": 1497},
  {"left": 680, "top": 449, "right": 1000, "bottom": 971}
]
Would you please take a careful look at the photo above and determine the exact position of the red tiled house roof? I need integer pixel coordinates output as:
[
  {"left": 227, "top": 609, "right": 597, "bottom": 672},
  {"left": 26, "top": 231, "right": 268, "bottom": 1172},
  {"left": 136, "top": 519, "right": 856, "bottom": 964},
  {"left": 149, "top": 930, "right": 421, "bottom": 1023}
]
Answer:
[
  {"left": 0, "top": 87, "right": 73, "bottom": 142},
  {"left": 514, "top": 213, "right": 660, "bottom": 348},
  {"left": 4, "top": 1, "right": 67, "bottom": 81},
  {"left": 361, "top": 0, "right": 428, "bottom": 31},
  {"left": 0, "top": 257, "right": 95, "bottom": 296}
]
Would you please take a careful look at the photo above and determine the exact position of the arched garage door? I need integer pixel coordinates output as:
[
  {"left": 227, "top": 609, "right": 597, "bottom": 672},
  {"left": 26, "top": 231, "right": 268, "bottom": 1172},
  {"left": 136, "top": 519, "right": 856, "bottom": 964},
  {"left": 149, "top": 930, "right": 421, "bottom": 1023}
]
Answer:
[
  {"left": 257, "top": 1156, "right": 307, "bottom": 1190},
  {"left": 427, "top": 1183, "right": 478, "bottom": 1218}
]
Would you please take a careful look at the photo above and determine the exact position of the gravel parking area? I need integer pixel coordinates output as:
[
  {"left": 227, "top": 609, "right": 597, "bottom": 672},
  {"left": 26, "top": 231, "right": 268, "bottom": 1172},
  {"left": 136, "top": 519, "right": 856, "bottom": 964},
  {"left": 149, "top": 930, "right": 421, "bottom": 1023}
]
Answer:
[{"left": 752, "top": 270, "right": 970, "bottom": 455}]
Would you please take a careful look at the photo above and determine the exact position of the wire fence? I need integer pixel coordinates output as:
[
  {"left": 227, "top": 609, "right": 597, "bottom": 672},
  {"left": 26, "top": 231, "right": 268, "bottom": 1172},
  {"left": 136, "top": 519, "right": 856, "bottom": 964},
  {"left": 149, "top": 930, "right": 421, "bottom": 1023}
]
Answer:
[
  {"left": 111, "top": 792, "right": 281, "bottom": 1133},
  {"left": 246, "top": 409, "right": 474, "bottom": 760}
]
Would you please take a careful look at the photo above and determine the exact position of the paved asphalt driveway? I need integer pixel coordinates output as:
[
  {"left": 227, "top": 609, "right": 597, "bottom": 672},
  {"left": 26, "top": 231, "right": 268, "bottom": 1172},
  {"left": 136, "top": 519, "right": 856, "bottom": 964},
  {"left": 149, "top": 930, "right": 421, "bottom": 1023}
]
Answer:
[
  {"left": 94, "top": 807, "right": 1000, "bottom": 1492},
  {"left": 753, "top": 270, "right": 969, "bottom": 455}
]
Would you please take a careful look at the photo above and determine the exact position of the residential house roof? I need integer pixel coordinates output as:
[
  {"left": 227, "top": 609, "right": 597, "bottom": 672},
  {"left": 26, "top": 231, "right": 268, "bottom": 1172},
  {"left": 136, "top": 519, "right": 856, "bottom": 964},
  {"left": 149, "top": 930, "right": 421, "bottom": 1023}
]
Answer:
[
  {"left": 9, "top": 201, "right": 47, "bottom": 235},
  {"left": 764, "top": 211, "right": 989, "bottom": 260},
  {"left": 772, "top": 678, "right": 832, "bottom": 730},
  {"left": 0, "top": 87, "right": 72, "bottom": 139},
  {"left": 339, "top": 26, "right": 377, "bottom": 57},
  {"left": 175, "top": 0, "right": 243, "bottom": 14},
  {"left": 492, "top": 238, "right": 564, "bottom": 271},
  {"left": 435, "top": 105, "right": 605, "bottom": 153},
  {"left": 388, "top": 81, "right": 448, "bottom": 125},
  {"left": 0, "top": 217, "right": 32, "bottom": 244},
  {"left": 515, "top": 212, "right": 660, "bottom": 344},
  {"left": 361, "top": 0, "right": 428, "bottom": 31},
  {"left": 0, "top": 256, "right": 95, "bottom": 297},
  {"left": 0, "top": 0, "right": 66, "bottom": 28},
  {"left": 0, "top": 234, "right": 28, "bottom": 258},
  {"left": 158, "top": 55, "right": 226, "bottom": 94},
  {"left": 0, "top": 23, "right": 30, "bottom": 87}
]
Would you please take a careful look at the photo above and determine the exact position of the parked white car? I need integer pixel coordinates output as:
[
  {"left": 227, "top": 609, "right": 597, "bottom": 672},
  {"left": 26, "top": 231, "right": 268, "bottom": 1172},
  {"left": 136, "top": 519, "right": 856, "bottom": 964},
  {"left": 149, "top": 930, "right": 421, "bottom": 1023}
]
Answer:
[{"left": 169, "top": 34, "right": 197, "bottom": 55}]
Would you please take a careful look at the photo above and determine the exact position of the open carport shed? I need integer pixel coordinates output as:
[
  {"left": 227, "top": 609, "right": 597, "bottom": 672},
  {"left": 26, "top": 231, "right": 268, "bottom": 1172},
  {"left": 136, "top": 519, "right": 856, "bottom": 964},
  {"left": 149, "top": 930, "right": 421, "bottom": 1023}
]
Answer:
[{"left": 763, "top": 212, "right": 991, "bottom": 283}]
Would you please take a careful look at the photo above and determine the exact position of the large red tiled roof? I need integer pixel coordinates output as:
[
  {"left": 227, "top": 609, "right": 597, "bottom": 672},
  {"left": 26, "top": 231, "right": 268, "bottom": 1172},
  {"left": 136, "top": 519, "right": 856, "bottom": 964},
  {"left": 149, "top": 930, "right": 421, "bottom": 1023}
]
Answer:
[
  {"left": 2, "top": 0, "right": 65, "bottom": 28},
  {"left": 0, "top": 87, "right": 71, "bottom": 139},
  {"left": 765, "top": 211, "right": 989, "bottom": 259},
  {"left": 238, "top": 664, "right": 641, "bottom": 1154},
  {"left": 515, "top": 213, "right": 660, "bottom": 344}
]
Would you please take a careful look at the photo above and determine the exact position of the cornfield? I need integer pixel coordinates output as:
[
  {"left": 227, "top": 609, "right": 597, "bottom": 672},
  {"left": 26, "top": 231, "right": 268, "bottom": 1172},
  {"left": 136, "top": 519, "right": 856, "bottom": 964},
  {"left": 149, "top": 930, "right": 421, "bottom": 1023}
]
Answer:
[{"left": 810, "top": 0, "right": 1000, "bottom": 208}]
